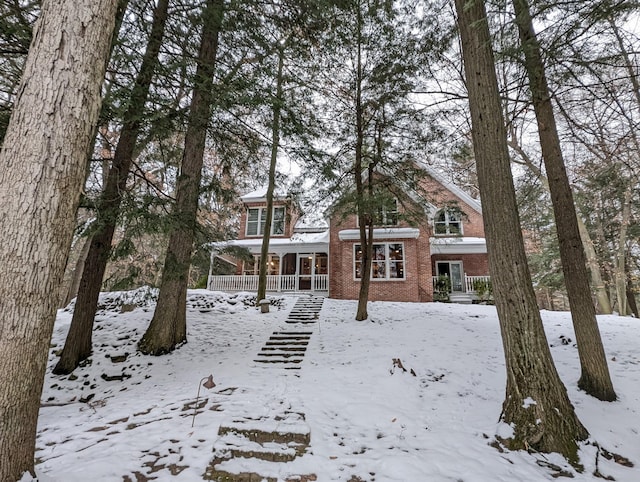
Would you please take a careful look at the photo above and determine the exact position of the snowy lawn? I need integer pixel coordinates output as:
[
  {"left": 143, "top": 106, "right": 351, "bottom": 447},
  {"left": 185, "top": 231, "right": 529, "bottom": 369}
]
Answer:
[{"left": 34, "top": 289, "right": 640, "bottom": 481}]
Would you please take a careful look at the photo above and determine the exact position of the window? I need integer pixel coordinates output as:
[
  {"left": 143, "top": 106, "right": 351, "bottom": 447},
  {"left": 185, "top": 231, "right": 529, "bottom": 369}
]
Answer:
[
  {"left": 356, "top": 198, "right": 400, "bottom": 227},
  {"left": 246, "top": 206, "right": 286, "bottom": 236},
  {"left": 376, "top": 198, "right": 399, "bottom": 226},
  {"left": 354, "top": 243, "right": 405, "bottom": 280},
  {"left": 243, "top": 255, "right": 280, "bottom": 275},
  {"left": 434, "top": 209, "right": 462, "bottom": 235}
]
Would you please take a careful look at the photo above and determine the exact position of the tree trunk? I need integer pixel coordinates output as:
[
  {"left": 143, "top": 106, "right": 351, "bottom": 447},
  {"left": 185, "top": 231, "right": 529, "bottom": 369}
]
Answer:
[
  {"left": 139, "top": 0, "right": 224, "bottom": 355},
  {"left": 354, "top": 4, "right": 371, "bottom": 321},
  {"left": 576, "top": 215, "right": 612, "bottom": 314},
  {"left": 614, "top": 186, "right": 632, "bottom": 316},
  {"left": 508, "top": 137, "right": 612, "bottom": 314},
  {"left": 512, "top": 0, "right": 616, "bottom": 402},
  {"left": 0, "top": 1, "right": 118, "bottom": 480},
  {"left": 53, "top": 0, "right": 170, "bottom": 374},
  {"left": 61, "top": 233, "right": 92, "bottom": 307},
  {"left": 454, "top": 0, "right": 588, "bottom": 461},
  {"left": 257, "top": 46, "right": 284, "bottom": 305}
]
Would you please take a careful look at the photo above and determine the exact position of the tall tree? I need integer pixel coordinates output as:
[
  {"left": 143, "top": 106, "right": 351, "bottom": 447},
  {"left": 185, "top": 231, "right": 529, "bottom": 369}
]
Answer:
[
  {"left": 511, "top": 0, "right": 616, "bottom": 401},
  {"left": 139, "top": 0, "right": 224, "bottom": 355},
  {"left": 315, "top": 0, "right": 434, "bottom": 320},
  {"left": 52, "top": 0, "right": 170, "bottom": 374},
  {"left": 0, "top": 0, "right": 119, "bottom": 479},
  {"left": 257, "top": 44, "right": 284, "bottom": 305},
  {"left": 454, "top": 0, "right": 588, "bottom": 461}
]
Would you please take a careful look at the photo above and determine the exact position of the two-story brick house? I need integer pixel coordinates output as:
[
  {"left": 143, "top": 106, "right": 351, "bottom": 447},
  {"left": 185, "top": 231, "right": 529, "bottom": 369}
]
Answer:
[{"left": 208, "top": 170, "right": 490, "bottom": 302}]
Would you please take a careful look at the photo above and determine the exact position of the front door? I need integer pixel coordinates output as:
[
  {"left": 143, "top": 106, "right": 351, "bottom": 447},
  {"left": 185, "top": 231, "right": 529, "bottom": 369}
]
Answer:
[
  {"left": 436, "top": 261, "right": 464, "bottom": 292},
  {"left": 298, "top": 254, "right": 313, "bottom": 291}
]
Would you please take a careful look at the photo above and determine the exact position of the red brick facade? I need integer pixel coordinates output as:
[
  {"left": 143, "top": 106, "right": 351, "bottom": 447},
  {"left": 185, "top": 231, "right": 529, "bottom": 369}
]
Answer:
[
  {"left": 222, "top": 173, "right": 489, "bottom": 303},
  {"left": 327, "top": 174, "right": 488, "bottom": 302}
]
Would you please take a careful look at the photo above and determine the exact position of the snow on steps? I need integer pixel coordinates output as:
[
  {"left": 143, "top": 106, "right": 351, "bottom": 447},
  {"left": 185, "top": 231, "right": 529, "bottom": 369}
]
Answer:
[{"left": 204, "top": 411, "right": 314, "bottom": 482}]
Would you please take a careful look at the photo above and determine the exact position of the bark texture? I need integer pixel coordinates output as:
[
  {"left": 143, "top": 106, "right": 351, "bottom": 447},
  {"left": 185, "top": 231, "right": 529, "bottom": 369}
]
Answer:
[
  {"left": 53, "top": 0, "right": 169, "bottom": 375},
  {"left": 139, "top": 0, "right": 223, "bottom": 355},
  {"left": 454, "top": 0, "right": 588, "bottom": 461},
  {"left": 512, "top": 0, "right": 616, "bottom": 401},
  {"left": 0, "top": 1, "right": 118, "bottom": 479}
]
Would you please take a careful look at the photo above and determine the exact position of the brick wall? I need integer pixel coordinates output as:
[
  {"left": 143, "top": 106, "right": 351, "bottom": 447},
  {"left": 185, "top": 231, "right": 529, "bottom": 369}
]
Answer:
[
  {"left": 431, "top": 253, "right": 489, "bottom": 276},
  {"left": 327, "top": 172, "right": 487, "bottom": 302},
  {"left": 328, "top": 213, "right": 433, "bottom": 302}
]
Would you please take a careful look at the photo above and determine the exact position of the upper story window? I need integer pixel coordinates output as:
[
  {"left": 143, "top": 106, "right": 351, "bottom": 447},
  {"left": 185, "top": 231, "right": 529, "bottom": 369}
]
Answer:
[
  {"left": 376, "top": 198, "right": 399, "bottom": 226},
  {"left": 357, "top": 198, "right": 399, "bottom": 227},
  {"left": 246, "top": 206, "right": 285, "bottom": 236},
  {"left": 434, "top": 209, "right": 462, "bottom": 235}
]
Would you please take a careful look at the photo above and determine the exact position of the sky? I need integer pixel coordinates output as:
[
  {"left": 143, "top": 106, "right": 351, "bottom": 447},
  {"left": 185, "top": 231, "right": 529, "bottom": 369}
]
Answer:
[{"left": 29, "top": 289, "right": 640, "bottom": 481}]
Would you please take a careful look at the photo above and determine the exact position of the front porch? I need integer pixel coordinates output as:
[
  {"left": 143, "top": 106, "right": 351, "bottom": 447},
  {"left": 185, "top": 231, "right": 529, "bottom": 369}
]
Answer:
[
  {"left": 207, "top": 273, "right": 329, "bottom": 294},
  {"left": 432, "top": 274, "right": 492, "bottom": 303}
]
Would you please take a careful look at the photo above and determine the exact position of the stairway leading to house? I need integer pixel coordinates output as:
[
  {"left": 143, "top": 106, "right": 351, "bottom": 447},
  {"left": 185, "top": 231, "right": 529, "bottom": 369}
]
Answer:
[
  {"left": 204, "top": 410, "right": 315, "bottom": 481},
  {"left": 253, "top": 296, "right": 323, "bottom": 370}
]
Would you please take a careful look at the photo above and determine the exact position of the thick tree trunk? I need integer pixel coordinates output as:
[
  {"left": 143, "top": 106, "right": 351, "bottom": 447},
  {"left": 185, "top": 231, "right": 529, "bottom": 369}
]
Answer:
[
  {"left": 257, "top": 47, "right": 284, "bottom": 305},
  {"left": 53, "top": 0, "right": 170, "bottom": 374},
  {"left": 512, "top": 0, "right": 616, "bottom": 402},
  {"left": 455, "top": 0, "right": 588, "bottom": 461},
  {"left": 139, "top": 0, "right": 223, "bottom": 355},
  {"left": 0, "top": 1, "right": 118, "bottom": 480}
]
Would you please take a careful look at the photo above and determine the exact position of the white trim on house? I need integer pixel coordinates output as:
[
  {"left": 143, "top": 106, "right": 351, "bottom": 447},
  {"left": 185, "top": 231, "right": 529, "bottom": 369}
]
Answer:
[
  {"left": 213, "top": 231, "right": 329, "bottom": 256},
  {"left": 338, "top": 227, "right": 420, "bottom": 241},
  {"left": 430, "top": 236, "right": 487, "bottom": 254}
]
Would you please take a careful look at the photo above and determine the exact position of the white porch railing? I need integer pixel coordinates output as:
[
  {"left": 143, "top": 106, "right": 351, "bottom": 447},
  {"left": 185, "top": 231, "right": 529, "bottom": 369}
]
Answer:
[
  {"left": 207, "top": 274, "right": 328, "bottom": 293},
  {"left": 432, "top": 275, "right": 491, "bottom": 293}
]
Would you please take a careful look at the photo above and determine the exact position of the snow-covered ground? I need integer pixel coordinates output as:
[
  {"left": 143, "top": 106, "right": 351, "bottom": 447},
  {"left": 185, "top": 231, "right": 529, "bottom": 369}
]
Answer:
[{"left": 33, "top": 289, "right": 639, "bottom": 481}]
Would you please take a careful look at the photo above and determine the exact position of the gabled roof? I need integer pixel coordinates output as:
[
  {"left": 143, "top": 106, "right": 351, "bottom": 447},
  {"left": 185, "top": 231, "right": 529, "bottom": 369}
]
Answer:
[
  {"left": 241, "top": 186, "right": 289, "bottom": 203},
  {"left": 421, "top": 164, "right": 482, "bottom": 214}
]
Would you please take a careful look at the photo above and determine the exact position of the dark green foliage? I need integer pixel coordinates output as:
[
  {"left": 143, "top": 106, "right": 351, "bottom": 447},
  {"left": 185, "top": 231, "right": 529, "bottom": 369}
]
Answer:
[{"left": 0, "top": 0, "right": 38, "bottom": 144}]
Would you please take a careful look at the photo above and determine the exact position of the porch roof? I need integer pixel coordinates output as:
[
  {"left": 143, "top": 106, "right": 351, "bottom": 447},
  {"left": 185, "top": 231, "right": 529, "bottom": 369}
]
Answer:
[
  {"left": 430, "top": 236, "right": 487, "bottom": 254},
  {"left": 214, "top": 230, "right": 329, "bottom": 256}
]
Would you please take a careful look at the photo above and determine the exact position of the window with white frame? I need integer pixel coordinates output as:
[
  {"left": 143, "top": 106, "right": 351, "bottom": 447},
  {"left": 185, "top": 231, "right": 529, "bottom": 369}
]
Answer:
[
  {"left": 246, "top": 206, "right": 286, "bottom": 236},
  {"left": 356, "top": 198, "right": 400, "bottom": 227},
  {"left": 354, "top": 243, "right": 405, "bottom": 280},
  {"left": 434, "top": 209, "right": 462, "bottom": 235},
  {"left": 243, "top": 255, "right": 280, "bottom": 275}
]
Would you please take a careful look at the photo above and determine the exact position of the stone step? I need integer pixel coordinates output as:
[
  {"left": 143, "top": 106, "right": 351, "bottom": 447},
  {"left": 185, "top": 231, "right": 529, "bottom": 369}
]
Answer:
[
  {"left": 218, "top": 414, "right": 310, "bottom": 446},
  {"left": 212, "top": 432, "right": 302, "bottom": 463},
  {"left": 205, "top": 457, "right": 317, "bottom": 482},
  {"left": 254, "top": 357, "right": 303, "bottom": 364},
  {"left": 260, "top": 346, "right": 307, "bottom": 352},
  {"left": 265, "top": 340, "right": 309, "bottom": 346}
]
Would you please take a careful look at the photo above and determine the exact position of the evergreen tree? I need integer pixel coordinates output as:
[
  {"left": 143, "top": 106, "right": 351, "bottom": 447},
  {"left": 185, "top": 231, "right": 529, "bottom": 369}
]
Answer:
[
  {"left": 313, "top": 0, "right": 437, "bottom": 320},
  {"left": 53, "top": 0, "right": 170, "bottom": 374},
  {"left": 139, "top": 0, "right": 224, "bottom": 355}
]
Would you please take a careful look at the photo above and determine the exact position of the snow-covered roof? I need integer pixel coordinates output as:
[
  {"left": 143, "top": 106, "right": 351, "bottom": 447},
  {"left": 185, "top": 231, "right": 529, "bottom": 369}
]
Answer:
[
  {"left": 338, "top": 228, "right": 420, "bottom": 241},
  {"left": 214, "top": 230, "right": 329, "bottom": 255},
  {"left": 241, "top": 186, "right": 289, "bottom": 203},
  {"left": 430, "top": 236, "right": 487, "bottom": 254},
  {"left": 294, "top": 214, "right": 329, "bottom": 233}
]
